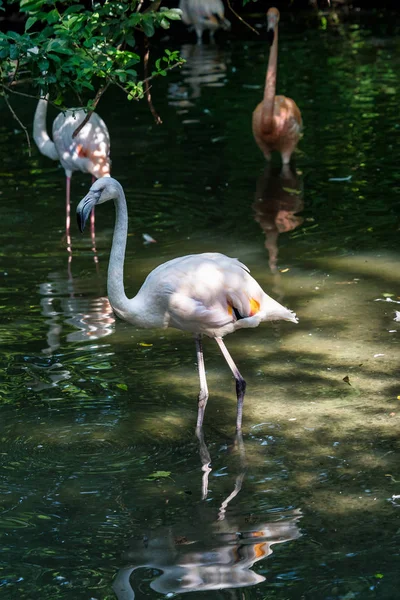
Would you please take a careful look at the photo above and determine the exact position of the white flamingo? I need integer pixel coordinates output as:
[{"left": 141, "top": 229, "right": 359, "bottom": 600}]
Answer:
[
  {"left": 76, "top": 177, "right": 298, "bottom": 431},
  {"left": 179, "top": 0, "right": 231, "bottom": 44},
  {"left": 33, "top": 97, "right": 111, "bottom": 244}
]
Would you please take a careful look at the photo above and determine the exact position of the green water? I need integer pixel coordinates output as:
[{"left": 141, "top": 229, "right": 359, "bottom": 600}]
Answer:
[{"left": 1, "top": 14, "right": 400, "bottom": 600}]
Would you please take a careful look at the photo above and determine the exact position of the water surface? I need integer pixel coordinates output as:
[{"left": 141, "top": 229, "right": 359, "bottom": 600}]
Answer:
[{"left": 1, "top": 12, "right": 400, "bottom": 600}]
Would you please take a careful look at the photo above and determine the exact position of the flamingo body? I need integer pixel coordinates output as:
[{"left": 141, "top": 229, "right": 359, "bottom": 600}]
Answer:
[
  {"left": 33, "top": 97, "right": 111, "bottom": 247},
  {"left": 252, "top": 8, "right": 302, "bottom": 164},
  {"left": 179, "top": 0, "right": 231, "bottom": 44},
  {"left": 252, "top": 95, "right": 302, "bottom": 164},
  {"left": 76, "top": 177, "right": 298, "bottom": 431},
  {"left": 51, "top": 109, "right": 110, "bottom": 179},
  {"left": 118, "top": 252, "right": 296, "bottom": 337},
  {"left": 33, "top": 99, "right": 111, "bottom": 179}
]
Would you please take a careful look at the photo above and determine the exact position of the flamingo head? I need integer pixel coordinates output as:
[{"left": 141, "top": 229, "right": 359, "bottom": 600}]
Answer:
[
  {"left": 76, "top": 176, "right": 122, "bottom": 232},
  {"left": 267, "top": 7, "right": 280, "bottom": 44},
  {"left": 267, "top": 7, "right": 280, "bottom": 29}
]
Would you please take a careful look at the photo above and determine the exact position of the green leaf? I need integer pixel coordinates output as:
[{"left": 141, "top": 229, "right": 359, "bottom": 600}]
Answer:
[
  {"left": 64, "top": 4, "right": 84, "bottom": 16},
  {"left": 146, "top": 471, "right": 171, "bottom": 480},
  {"left": 38, "top": 58, "right": 49, "bottom": 71},
  {"left": 141, "top": 18, "right": 155, "bottom": 37},
  {"left": 9, "top": 45, "right": 19, "bottom": 60},
  {"left": 128, "top": 14, "right": 141, "bottom": 27},
  {"left": 159, "top": 8, "right": 182, "bottom": 21},
  {"left": 6, "top": 31, "right": 21, "bottom": 41},
  {"left": 20, "top": 0, "right": 44, "bottom": 11},
  {"left": 116, "top": 383, "right": 128, "bottom": 391},
  {"left": 25, "top": 16, "right": 37, "bottom": 31}
]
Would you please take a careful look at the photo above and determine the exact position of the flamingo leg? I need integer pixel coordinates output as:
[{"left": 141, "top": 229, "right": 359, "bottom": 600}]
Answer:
[
  {"left": 66, "top": 175, "right": 71, "bottom": 240},
  {"left": 66, "top": 175, "right": 73, "bottom": 277},
  {"left": 195, "top": 334, "right": 209, "bottom": 430},
  {"left": 90, "top": 176, "right": 99, "bottom": 268},
  {"left": 90, "top": 206, "right": 96, "bottom": 239},
  {"left": 91, "top": 176, "right": 96, "bottom": 242},
  {"left": 195, "top": 427, "right": 212, "bottom": 500},
  {"left": 215, "top": 337, "right": 246, "bottom": 432}
]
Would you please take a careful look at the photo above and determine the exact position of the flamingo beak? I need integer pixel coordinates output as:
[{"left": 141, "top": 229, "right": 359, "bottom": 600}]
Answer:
[
  {"left": 267, "top": 14, "right": 277, "bottom": 45},
  {"left": 76, "top": 191, "right": 99, "bottom": 233}
]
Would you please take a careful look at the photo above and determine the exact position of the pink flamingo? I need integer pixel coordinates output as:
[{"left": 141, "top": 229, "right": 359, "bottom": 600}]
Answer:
[
  {"left": 76, "top": 177, "right": 298, "bottom": 431},
  {"left": 252, "top": 8, "right": 302, "bottom": 164},
  {"left": 33, "top": 97, "right": 111, "bottom": 255},
  {"left": 179, "top": 0, "right": 231, "bottom": 44}
]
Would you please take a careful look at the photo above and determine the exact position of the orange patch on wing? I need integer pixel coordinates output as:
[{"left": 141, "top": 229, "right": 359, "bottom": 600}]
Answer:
[
  {"left": 249, "top": 297, "right": 260, "bottom": 316},
  {"left": 254, "top": 542, "right": 267, "bottom": 559},
  {"left": 76, "top": 144, "right": 89, "bottom": 158},
  {"left": 251, "top": 531, "right": 264, "bottom": 538},
  {"left": 227, "top": 304, "right": 233, "bottom": 316}
]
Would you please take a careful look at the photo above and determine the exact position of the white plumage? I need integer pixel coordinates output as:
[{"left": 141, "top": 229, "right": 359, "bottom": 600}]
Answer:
[
  {"left": 130, "top": 253, "right": 296, "bottom": 337},
  {"left": 33, "top": 98, "right": 111, "bottom": 179},
  {"left": 33, "top": 97, "right": 110, "bottom": 239},
  {"left": 76, "top": 177, "right": 298, "bottom": 431},
  {"left": 179, "top": 0, "right": 231, "bottom": 44}
]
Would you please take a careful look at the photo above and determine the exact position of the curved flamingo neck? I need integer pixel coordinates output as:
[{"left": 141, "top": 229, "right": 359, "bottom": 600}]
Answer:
[
  {"left": 107, "top": 187, "right": 132, "bottom": 317},
  {"left": 262, "top": 28, "right": 278, "bottom": 131},
  {"left": 33, "top": 95, "right": 59, "bottom": 161}
]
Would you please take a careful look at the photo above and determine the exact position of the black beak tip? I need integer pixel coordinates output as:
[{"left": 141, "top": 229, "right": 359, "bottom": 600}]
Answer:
[{"left": 76, "top": 212, "right": 85, "bottom": 233}]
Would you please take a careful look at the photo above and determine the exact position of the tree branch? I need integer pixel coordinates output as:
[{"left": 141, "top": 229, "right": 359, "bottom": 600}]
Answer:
[
  {"left": 2, "top": 85, "right": 69, "bottom": 111},
  {"left": 72, "top": 81, "right": 110, "bottom": 138},
  {"left": 143, "top": 36, "right": 162, "bottom": 125},
  {"left": 227, "top": 0, "right": 260, "bottom": 36},
  {"left": 141, "top": 59, "right": 184, "bottom": 85},
  {"left": 2, "top": 92, "right": 32, "bottom": 156}
]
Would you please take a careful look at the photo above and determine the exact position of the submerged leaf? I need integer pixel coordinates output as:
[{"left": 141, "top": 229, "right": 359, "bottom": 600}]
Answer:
[{"left": 146, "top": 471, "right": 171, "bottom": 479}]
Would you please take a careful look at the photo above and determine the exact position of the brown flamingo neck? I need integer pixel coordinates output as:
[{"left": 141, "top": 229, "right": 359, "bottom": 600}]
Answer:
[{"left": 262, "top": 27, "right": 278, "bottom": 132}]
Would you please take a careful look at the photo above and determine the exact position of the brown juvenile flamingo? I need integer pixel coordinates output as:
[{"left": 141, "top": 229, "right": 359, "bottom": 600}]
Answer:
[{"left": 252, "top": 8, "right": 302, "bottom": 164}]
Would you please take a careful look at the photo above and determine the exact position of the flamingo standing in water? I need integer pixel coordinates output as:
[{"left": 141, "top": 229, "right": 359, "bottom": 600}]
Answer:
[
  {"left": 179, "top": 0, "right": 231, "bottom": 44},
  {"left": 33, "top": 97, "right": 111, "bottom": 246},
  {"left": 76, "top": 177, "right": 298, "bottom": 431},
  {"left": 252, "top": 8, "right": 302, "bottom": 164}
]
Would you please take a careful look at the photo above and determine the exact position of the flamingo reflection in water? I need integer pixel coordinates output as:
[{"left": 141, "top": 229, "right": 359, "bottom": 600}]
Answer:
[
  {"left": 113, "top": 433, "right": 302, "bottom": 599},
  {"left": 39, "top": 271, "right": 114, "bottom": 356},
  {"left": 253, "top": 164, "right": 304, "bottom": 275},
  {"left": 168, "top": 43, "right": 227, "bottom": 105}
]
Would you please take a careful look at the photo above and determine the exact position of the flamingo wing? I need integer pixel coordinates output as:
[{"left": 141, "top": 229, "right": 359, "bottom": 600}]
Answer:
[
  {"left": 180, "top": 0, "right": 227, "bottom": 25},
  {"left": 135, "top": 253, "right": 264, "bottom": 336},
  {"left": 52, "top": 110, "right": 110, "bottom": 177}
]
